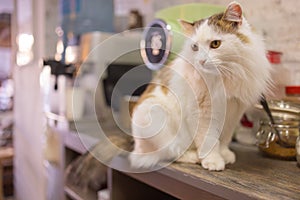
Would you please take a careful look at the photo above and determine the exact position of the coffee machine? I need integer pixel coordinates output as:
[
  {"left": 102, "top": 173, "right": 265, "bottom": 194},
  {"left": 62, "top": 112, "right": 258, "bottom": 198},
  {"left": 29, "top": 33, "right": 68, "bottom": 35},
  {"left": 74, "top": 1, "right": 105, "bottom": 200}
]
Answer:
[{"left": 41, "top": 59, "right": 76, "bottom": 116}]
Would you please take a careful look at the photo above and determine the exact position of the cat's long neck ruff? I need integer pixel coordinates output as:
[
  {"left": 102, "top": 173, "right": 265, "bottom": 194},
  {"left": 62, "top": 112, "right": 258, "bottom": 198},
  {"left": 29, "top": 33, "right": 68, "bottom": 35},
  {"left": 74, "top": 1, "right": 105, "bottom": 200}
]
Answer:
[{"left": 177, "top": 11, "right": 271, "bottom": 107}]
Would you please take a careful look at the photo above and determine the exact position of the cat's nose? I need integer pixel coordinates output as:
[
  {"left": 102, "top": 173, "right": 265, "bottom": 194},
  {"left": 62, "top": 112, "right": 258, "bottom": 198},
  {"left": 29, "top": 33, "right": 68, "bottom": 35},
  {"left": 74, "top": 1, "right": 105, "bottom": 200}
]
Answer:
[{"left": 199, "top": 59, "right": 207, "bottom": 65}]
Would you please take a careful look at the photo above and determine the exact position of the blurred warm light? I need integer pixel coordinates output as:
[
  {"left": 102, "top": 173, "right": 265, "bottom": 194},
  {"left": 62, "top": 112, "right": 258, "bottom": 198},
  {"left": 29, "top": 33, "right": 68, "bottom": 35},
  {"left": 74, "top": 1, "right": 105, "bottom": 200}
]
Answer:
[
  {"left": 40, "top": 66, "right": 51, "bottom": 112},
  {"left": 40, "top": 65, "right": 51, "bottom": 89},
  {"left": 16, "top": 51, "right": 33, "bottom": 66},
  {"left": 17, "top": 33, "right": 34, "bottom": 52},
  {"left": 65, "top": 45, "right": 78, "bottom": 64},
  {"left": 55, "top": 54, "right": 62, "bottom": 61},
  {"left": 55, "top": 40, "right": 64, "bottom": 61},
  {"left": 16, "top": 33, "right": 34, "bottom": 66},
  {"left": 56, "top": 40, "right": 64, "bottom": 54}
]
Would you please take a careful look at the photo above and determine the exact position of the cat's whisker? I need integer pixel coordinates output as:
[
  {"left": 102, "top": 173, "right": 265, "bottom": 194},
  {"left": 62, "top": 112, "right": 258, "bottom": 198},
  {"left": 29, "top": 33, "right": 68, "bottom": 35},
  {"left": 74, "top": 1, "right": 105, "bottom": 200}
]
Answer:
[
  {"left": 220, "top": 53, "right": 259, "bottom": 71},
  {"left": 220, "top": 62, "right": 252, "bottom": 79},
  {"left": 216, "top": 57, "right": 257, "bottom": 80},
  {"left": 209, "top": 60, "right": 237, "bottom": 77},
  {"left": 208, "top": 62, "right": 234, "bottom": 76}
]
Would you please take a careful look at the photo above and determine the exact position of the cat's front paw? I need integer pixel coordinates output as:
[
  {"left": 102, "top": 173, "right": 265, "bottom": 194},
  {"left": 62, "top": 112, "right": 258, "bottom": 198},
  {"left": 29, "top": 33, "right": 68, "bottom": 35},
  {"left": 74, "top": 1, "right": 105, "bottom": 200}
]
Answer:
[
  {"left": 201, "top": 154, "right": 225, "bottom": 171},
  {"left": 221, "top": 148, "right": 236, "bottom": 164}
]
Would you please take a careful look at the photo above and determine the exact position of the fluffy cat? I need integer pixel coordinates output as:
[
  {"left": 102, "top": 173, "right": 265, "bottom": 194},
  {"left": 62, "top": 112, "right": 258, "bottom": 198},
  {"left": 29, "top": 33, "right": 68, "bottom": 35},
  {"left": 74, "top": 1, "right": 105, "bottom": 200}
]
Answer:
[{"left": 129, "top": 2, "right": 271, "bottom": 171}]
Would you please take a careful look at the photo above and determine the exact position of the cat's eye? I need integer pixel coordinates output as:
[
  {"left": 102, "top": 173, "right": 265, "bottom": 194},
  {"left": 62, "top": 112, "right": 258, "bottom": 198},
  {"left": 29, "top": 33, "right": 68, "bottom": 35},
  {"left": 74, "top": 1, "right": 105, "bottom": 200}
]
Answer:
[
  {"left": 191, "top": 43, "right": 199, "bottom": 51},
  {"left": 210, "top": 40, "right": 221, "bottom": 49}
]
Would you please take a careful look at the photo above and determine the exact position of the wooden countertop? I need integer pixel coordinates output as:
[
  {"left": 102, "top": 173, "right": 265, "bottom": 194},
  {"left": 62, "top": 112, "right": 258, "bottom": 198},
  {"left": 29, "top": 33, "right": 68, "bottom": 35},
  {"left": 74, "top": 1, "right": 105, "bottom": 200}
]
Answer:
[
  {"left": 110, "top": 143, "right": 300, "bottom": 200},
  {"left": 54, "top": 115, "right": 299, "bottom": 199},
  {"left": 169, "top": 143, "right": 299, "bottom": 200}
]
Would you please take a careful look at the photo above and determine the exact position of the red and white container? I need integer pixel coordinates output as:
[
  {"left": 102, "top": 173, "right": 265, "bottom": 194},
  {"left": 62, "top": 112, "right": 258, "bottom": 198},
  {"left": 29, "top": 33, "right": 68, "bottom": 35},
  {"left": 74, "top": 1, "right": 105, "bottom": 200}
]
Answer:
[
  {"left": 283, "top": 61, "right": 300, "bottom": 103},
  {"left": 266, "top": 50, "right": 288, "bottom": 99}
]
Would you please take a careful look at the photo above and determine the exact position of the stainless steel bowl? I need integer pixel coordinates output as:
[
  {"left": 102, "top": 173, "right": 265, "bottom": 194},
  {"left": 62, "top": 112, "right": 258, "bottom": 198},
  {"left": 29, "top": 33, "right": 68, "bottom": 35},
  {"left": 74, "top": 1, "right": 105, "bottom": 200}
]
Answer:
[{"left": 255, "top": 100, "right": 300, "bottom": 120}]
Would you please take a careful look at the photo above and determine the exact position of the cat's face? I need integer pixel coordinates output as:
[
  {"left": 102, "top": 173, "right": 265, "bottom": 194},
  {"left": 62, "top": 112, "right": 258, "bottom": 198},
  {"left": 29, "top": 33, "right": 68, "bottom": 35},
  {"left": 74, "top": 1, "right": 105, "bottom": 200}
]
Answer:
[{"left": 180, "top": 2, "right": 253, "bottom": 76}]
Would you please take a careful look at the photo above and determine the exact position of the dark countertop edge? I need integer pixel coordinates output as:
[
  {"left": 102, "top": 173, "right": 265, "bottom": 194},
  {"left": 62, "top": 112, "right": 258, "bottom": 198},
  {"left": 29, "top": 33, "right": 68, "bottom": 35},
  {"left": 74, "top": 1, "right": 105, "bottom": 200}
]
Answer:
[{"left": 110, "top": 156, "right": 256, "bottom": 200}]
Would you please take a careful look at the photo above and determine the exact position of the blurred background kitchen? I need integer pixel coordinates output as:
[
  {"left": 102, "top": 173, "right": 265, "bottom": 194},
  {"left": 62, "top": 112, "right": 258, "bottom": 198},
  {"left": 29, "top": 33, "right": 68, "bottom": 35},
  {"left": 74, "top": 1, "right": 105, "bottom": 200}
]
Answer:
[{"left": 0, "top": 0, "right": 299, "bottom": 200}]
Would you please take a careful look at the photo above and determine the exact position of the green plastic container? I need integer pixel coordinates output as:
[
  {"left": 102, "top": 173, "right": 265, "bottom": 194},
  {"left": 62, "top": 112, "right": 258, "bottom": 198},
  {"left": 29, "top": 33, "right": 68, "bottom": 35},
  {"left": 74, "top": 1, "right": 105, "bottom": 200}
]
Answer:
[{"left": 141, "top": 3, "right": 224, "bottom": 70}]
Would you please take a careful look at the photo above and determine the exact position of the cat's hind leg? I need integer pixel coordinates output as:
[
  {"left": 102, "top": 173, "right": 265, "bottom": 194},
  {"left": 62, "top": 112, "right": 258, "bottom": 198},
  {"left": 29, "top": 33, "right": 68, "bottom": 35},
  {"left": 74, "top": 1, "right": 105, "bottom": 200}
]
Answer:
[
  {"left": 220, "top": 144, "right": 236, "bottom": 164},
  {"left": 129, "top": 96, "right": 176, "bottom": 168}
]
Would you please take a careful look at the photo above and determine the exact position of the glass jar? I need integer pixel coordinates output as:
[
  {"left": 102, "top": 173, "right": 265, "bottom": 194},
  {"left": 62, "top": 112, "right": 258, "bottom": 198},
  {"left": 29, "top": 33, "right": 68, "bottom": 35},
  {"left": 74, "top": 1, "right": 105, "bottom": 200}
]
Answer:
[
  {"left": 266, "top": 51, "right": 287, "bottom": 99},
  {"left": 256, "top": 119, "right": 300, "bottom": 160}
]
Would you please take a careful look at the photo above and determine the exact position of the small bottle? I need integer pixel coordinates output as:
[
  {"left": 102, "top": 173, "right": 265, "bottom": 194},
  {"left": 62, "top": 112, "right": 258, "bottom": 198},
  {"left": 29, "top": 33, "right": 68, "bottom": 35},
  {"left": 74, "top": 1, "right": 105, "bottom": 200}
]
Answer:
[
  {"left": 266, "top": 51, "right": 286, "bottom": 99},
  {"left": 284, "top": 86, "right": 300, "bottom": 103},
  {"left": 283, "top": 62, "right": 300, "bottom": 103}
]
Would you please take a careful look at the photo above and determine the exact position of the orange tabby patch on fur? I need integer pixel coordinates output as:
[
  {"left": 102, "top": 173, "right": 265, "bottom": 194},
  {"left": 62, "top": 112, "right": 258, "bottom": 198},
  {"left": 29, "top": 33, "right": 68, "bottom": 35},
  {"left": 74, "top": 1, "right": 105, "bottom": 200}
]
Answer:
[{"left": 208, "top": 13, "right": 250, "bottom": 43}]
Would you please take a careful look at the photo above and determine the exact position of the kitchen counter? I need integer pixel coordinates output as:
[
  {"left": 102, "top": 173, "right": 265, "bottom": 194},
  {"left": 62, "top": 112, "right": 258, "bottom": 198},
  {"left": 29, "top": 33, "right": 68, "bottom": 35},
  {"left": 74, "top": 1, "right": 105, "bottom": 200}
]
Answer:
[
  {"left": 54, "top": 114, "right": 300, "bottom": 200},
  {"left": 109, "top": 143, "right": 300, "bottom": 200}
]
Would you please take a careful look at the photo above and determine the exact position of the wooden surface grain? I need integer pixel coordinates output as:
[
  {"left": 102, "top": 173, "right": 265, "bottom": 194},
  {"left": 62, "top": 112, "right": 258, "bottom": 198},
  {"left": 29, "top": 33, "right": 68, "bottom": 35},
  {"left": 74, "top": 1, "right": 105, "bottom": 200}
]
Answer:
[
  {"left": 62, "top": 121, "right": 300, "bottom": 200},
  {"left": 168, "top": 143, "right": 300, "bottom": 200}
]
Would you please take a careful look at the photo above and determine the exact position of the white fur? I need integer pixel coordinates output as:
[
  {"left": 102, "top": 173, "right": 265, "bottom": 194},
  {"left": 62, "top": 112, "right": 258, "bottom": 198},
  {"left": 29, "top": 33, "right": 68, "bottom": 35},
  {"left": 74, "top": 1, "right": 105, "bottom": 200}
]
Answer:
[{"left": 129, "top": 3, "right": 271, "bottom": 171}]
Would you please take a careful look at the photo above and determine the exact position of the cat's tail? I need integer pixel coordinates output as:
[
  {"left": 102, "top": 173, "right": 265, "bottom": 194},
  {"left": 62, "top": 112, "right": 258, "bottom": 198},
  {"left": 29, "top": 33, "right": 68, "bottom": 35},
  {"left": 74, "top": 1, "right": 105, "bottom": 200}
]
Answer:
[
  {"left": 89, "top": 134, "right": 134, "bottom": 164},
  {"left": 65, "top": 134, "right": 133, "bottom": 190}
]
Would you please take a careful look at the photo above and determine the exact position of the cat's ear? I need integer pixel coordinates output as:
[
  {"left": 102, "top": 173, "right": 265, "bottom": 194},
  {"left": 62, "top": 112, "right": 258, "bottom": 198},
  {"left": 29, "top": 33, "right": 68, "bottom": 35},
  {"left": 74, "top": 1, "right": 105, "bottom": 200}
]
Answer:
[
  {"left": 178, "top": 19, "right": 195, "bottom": 35},
  {"left": 223, "top": 2, "right": 243, "bottom": 24}
]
